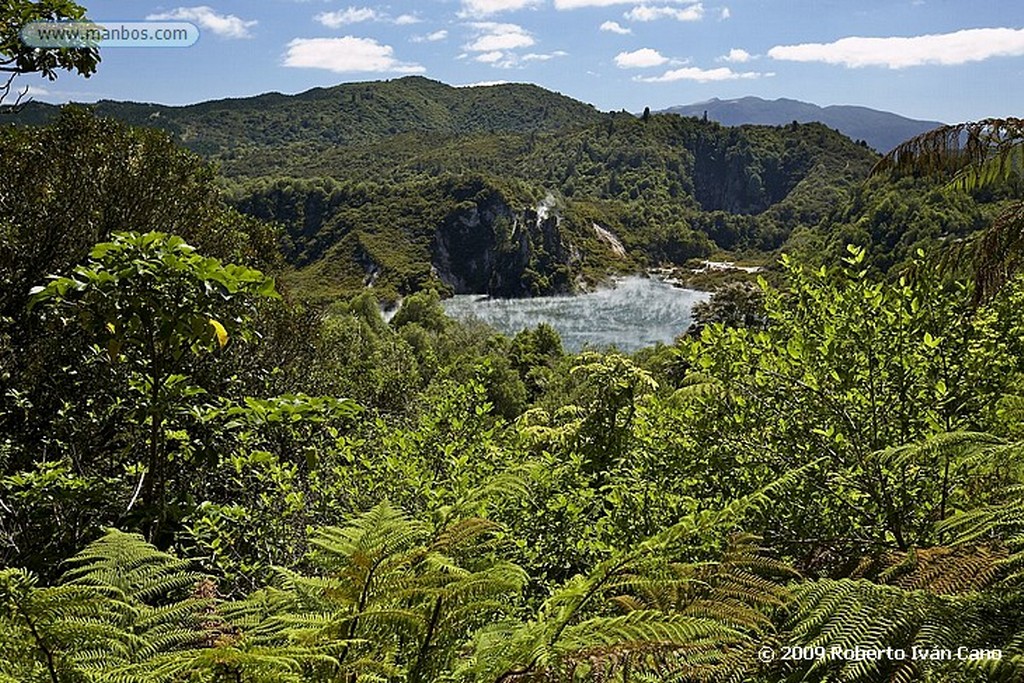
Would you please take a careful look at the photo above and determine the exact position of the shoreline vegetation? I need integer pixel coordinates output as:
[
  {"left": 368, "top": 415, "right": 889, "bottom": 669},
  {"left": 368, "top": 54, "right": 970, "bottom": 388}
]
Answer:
[{"left": 651, "top": 259, "right": 766, "bottom": 291}]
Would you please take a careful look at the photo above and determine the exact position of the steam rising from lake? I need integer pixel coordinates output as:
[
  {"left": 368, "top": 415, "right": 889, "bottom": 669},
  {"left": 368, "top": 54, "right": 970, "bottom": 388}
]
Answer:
[{"left": 442, "top": 276, "right": 710, "bottom": 353}]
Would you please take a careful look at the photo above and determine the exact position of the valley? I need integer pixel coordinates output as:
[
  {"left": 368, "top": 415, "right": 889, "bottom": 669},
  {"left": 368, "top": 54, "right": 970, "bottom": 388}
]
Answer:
[{"left": 12, "top": 77, "right": 889, "bottom": 303}]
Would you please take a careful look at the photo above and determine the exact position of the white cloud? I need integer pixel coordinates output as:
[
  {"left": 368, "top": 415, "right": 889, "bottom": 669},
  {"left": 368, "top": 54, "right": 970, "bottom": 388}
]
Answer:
[
  {"left": 625, "top": 3, "right": 704, "bottom": 22},
  {"left": 720, "top": 48, "right": 752, "bottom": 62},
  {"left": 557, "top": 0, "right": 695, "bottom": 7},
  {"left": 146, "top": 6, "right": 256, "bottom": 38},
  {"left": 768, "top": 27, "right": 1024, "bottom": 69},
  {"left": 600, "top": 21, "right": 632, "bottom": 34},
  {"left": 720, "top": 7, "right": 731, "bottom": 19},
  {"left": 455, "top": 80, "right": 511, "bottom": 87},
  {"left": 464, "top": 22, "right": 535, "bottom": 51},
  {"left": 316, "top": 7, "right": 380, "bottom": 27},
  {"left": 283, "top": 36, "right": 425, "bottom": 73},
  {"left": 636, "top": 65, "right": 769, "bottom": 82},
  {"left": 471, "top": 32, "right": 533, "bottom": 50},
  {"left": 614, "top": 47, "right": 669, "bottom": 68},
  {"left": 412, "top": 29, "right": 449, "bottom": 43},
  {"left": 523, "top": 50, "right": 569, "bottom": 61},
  {"left": 317, "top": 7, "right": 422, "bottom": 27},
  {"left": 462, "top": 21, "right": 542, "bottom": 67},
  {"left": 556, "top": 0, "right": 704, "bottom": 7},
  {"left": 460, "top": 0, "right": 543, "bottom": 17},
  {"left": 555, "top": 0, "right": 631, "bottom": 6}
]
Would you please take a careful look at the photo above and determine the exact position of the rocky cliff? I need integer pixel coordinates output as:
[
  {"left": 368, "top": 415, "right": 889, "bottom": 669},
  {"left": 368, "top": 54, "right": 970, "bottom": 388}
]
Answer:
[{"left": 432, "top": 185, "right": 577, "bottom": 297}]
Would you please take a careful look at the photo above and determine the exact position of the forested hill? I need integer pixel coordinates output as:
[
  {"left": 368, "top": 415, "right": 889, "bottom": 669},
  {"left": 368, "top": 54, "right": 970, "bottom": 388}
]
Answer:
[
  {"left": 661, "top": 96, "right": 943, "bottom": 153},
  {"left": 7, "top": 78, "right": 883, "bottom": 302},
  {"left": 10, "top": 76, "right": 606, "bottom": 155},
  {"left": 220, "top": 113, "right": 878, "bottom": 301}
]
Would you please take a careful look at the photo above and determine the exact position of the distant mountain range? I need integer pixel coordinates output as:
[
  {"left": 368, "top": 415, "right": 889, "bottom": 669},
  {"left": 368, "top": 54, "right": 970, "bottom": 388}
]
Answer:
[{"left": 660, "top": 97, "right": 944, "bottom": 153}]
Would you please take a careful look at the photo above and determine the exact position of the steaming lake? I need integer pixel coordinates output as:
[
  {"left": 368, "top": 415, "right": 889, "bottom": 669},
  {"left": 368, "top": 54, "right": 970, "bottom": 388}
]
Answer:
[{"left": 441, "top": 276, "right": 710, "bottom": 353}]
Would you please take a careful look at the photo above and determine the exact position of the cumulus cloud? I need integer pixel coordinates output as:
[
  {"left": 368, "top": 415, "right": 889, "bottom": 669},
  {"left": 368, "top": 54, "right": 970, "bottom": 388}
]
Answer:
[
  {"left": 625, "top": 3, "right": 704, "bottom": 21},
  {"left": 317, "top": 7, "right": 421, "bottom": 27},
  {"left": 146, "top": 6, "right": 256, "bottom": 38},
  {"left": 460, "top": 0, "right": 543, "bottom": 17},
  {"left": 720, "top": 7, "right": 731, "bottom": 19},
  {"left": 464, "top": 22, "right": 535, "bottom": 51},
  {"left": 768, "top": 27, "right": 1024, "bottom": 68},
  {"left": 461, "top": 22, "right": 538, "bottom": 67},
  {"left": 614, "top": 47, "right": 669, "bottom": 68},
  {"left": 636, "top": 65, "right": 769, "bottom": 82},
  {"left": 411, "top": 30, "right": 449, "bottom": 43},
  {"left": 600, "top": 21, "right": 632, "bottom": 34},
  {"left": 316, "top": 7, "right": 380, "bottom": 26},
  {"left": 455, "top": 80, "right": 511, "bottom": 87},
  {"left": 523, "top": 50, "right": 569, "bottom": 61},
  {"left": 283, "top": 36, "right": 425, "bottom": 73},
  {"left": 720, "top": 48, "right": 753, "bottom": 62},
  {"left": 555, "top": 0, "right": 697, "bottom": 8}
]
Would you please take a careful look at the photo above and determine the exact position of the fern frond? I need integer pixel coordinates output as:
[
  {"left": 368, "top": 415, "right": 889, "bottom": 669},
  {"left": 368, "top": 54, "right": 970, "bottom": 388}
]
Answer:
[
  {"left": 940, "top": 483, "right": 1024, "bottom": 584},
  {"left": 875, "top": 117, "right": 1024, "bottom": 187},
  {"left": 780, "top": 579, "right": 986, "bottom": 683},
  {"left": 851, "top": 545, "right": 1007, "bottom": 593},
  {"left": 62, "top": 528, "right": 200, "bottom": 603},
  {"left": 436, "top": 514, "right": 503, "bottom": 546},
  {"left": 558, "top": 610, "right": 743, "bottom": 657}
]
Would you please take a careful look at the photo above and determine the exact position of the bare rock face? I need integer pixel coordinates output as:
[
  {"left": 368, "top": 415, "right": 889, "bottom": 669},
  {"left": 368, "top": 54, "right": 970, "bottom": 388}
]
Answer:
[
  {"left": 431, "top": 182, "right": 578, "bottom": 297},
  {"left": 593, "top": 223, "right": 626, "bottom": 258}
]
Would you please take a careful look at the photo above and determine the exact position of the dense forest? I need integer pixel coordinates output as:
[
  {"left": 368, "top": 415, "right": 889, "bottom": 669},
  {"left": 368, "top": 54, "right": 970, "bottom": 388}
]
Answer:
[
  {"left": 12, "top": 75, "right": 1003, "bottom": 305},
  {"left": 9, "top": 76, "right": 928, "bottom": 302},
  {"left": 4, "top": 2, "right": 1024, "bottom": 681}
]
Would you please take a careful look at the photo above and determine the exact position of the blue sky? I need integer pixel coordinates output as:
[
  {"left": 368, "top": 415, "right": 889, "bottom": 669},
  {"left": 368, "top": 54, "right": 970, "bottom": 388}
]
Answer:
[{"left": 20, "top": 0, "right": 1024, "bottom": 123}]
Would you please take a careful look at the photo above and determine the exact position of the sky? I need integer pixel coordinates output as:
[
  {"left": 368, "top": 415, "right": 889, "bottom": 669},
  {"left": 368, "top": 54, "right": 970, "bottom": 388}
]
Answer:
[{"left": 17, "top": 0, "right": 1024, "bottom": 123}]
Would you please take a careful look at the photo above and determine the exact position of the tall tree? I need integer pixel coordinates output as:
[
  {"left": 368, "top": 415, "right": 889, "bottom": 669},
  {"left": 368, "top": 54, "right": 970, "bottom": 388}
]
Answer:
[
  {"left": 28, "top": 231, "right": 278, "bottom": 542},
  {"left": 1, "top": 0, "right": 99, "bottom": 106}
]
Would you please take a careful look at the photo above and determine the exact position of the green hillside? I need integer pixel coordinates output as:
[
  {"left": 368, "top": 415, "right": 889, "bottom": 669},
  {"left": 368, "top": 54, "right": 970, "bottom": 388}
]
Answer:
[
  {"left": 221, "top": 110, "right": 879, "bottom": 301},
  {"left": 11, "top": 76, "right": 606, "bottom": 155},
  {"left": 7, "top": 77, "right": 890, "bottom": 302}
]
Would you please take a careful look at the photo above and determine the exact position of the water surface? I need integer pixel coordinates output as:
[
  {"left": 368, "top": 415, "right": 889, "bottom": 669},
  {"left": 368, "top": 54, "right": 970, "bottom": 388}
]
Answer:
[{"left": 442, "top": 276, "right": 709, "bottom": 353}]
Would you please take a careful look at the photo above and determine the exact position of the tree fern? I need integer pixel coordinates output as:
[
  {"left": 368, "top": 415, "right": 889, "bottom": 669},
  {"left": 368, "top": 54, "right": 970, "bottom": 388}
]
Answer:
[
  {"left": 0, "top": 566, "right": 129, "bottom": 683},
  {"left": 866, "top": 431, "right": 1015, "bottom": 547},
  {"left": 461, "top": 471, "right": 811, "bottom": 682},
  {"left": 939, "top": 484, "right": 1024, "bottom": 584},
  {"left": 222, "top": 502, "right": 529, "bottom": 682},
  {"left": 777, "top": 578, "right": 996, "bottom": 683},
  {"left": 850, "top": 545, "right": 1006, "bottom": 595},
  {"left": 874, "top": 118, "right": 1024, "bottom": 302},
  {"left": 876, "top": 118, "right": 1024, "bottom": 185},
  {"left": 1, "top": 529, "right": 331, "bottom": 683}
]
